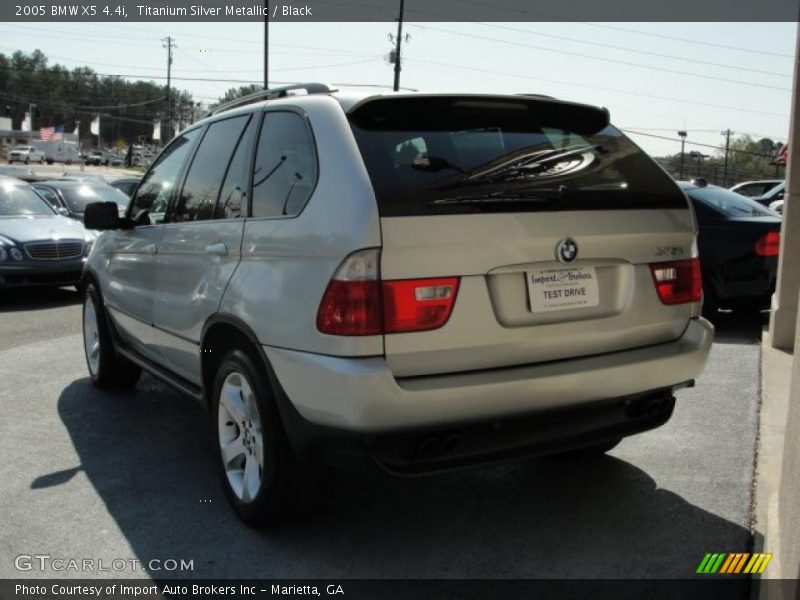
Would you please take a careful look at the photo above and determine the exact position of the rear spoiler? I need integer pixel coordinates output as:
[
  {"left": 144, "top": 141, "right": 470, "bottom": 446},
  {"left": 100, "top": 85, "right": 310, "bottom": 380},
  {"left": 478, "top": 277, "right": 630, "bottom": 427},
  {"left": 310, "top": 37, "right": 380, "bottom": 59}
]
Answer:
[{"left": 348, "top": 94, "right": 610, "bottom": 136}]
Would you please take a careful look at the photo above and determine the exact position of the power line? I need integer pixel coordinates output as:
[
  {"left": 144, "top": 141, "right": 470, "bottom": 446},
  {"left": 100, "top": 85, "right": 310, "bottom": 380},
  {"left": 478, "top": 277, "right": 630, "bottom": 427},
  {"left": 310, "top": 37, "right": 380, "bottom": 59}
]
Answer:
[
  {"left": 578, "top": 22, "right": 794, "bottom": 59},
  {"left": 461, "top": 22, "right": 791, "bottom": 78},
  {"left": 409, "top": 24, "right": 791, "bottom": 92},
  {"left": 447, "top": 0, "right": 794, "bottom": 58},
  {"left": 404, "top": 57, "right": 790, "bottom": 118}
]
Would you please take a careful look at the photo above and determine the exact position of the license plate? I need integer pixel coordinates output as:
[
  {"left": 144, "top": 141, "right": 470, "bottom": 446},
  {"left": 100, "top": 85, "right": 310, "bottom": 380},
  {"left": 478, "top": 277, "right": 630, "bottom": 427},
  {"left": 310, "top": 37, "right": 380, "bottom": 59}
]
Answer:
[{"left": 527, "top": 266, "right": 600, "bottom": 312}]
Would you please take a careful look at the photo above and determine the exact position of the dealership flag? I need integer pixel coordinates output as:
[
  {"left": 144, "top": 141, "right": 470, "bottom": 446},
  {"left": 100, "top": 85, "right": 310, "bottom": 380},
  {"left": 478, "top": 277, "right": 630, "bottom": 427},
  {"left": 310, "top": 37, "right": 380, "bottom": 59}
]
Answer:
[
  {"left": 153, "top": 119, "right": 161, "bottom": 141},
  {"left": 40, "top": 125, "right": 63, "bottom": 141},
  {"left": 777, "top": 144, "right": 788, "bottom": 165},
  {"left": 89, "top": 116, "right": 100, "bottom": 136},
  {"left": 21, "top": 112, "right": 31, "bottom": 132}
]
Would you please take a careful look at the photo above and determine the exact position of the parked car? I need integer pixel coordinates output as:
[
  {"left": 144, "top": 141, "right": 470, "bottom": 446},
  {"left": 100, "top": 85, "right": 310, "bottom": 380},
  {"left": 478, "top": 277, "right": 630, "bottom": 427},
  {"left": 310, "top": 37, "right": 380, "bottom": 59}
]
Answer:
[
  {"left": 85, "top": 150, "right": 109, "bottom": 166},
  {"left": 7, "top": 145, "right": 46, "bottom": 165},
  {"left": 680, "top": 180, "right": 781, "bottom": 314},
  {"left": 750, "top": 182, "right": 785, "bottom": 208},
  {"left": 0, "top": 176, "right": 95, "bottom": 289},
  {"left": 81, "top": 86, "right": 713, "bottom": 525},
  {"left": 0, "top": 165, "right": 35, "bottom": 180},
  {"left": 770, "top": 199, "right": 784, "bottom": 215},
  {"left": 730, "top": 179, "right": 782, "bottom": 199},
  {"left": 31, "top": 180, "right": 130, "bottom": 221},
  {"left": 109, "top": 177, "right": 141, "bottom": 197}
]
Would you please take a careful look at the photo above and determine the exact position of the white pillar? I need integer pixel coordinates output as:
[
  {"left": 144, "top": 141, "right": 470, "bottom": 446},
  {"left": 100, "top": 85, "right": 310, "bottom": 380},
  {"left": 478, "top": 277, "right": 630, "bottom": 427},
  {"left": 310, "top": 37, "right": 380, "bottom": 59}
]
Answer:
[{"left": 771, "top": 23, "right": 800, "bottom": 350}]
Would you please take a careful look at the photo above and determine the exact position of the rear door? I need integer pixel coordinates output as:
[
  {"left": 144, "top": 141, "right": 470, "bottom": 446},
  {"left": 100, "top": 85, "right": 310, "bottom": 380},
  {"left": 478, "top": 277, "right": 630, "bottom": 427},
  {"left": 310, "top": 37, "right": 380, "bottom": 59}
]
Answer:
[
  {"left": 152, "top": 113, "right": 256, "bottom": 384},
  {"left": 349, "top": 96, "right": 697, "bottom": 377}
]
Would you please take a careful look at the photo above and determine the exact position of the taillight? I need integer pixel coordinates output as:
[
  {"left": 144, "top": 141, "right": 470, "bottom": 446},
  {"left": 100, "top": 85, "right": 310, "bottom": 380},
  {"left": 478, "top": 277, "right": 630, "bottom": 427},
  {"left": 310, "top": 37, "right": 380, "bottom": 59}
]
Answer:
[
  {"left": 755, "top": 231, "right": 780, "bottom": 257},
  {"left": 316, "top": 249, "right": 460, "bottom": 336},
  {"left": 382, "top": 278, "right": 459, "bottom": 333},
  {"left": 317, "top": 248, "right": 383, "bottom": 336},
  {"left": 649, "top": 258, "right": 702, "bottom": 305}
]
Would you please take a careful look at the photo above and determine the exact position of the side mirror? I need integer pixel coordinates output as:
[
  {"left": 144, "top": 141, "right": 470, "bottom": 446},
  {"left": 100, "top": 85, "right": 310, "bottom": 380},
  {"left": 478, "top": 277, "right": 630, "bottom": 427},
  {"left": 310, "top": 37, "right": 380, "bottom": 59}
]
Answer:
[
  {"left": 84, "top": 202, "right": 120, "bottom": 230},
  {"left": 56, "top": 206, "right": 69, "bottom": 216}
]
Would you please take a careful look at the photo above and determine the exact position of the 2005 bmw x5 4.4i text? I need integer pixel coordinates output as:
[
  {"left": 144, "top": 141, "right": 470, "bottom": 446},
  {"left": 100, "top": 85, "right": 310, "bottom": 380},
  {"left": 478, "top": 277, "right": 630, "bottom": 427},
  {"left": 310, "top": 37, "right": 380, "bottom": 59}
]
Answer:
[{"left": 81, "top": 84, "right": 713, "bottom": 525}]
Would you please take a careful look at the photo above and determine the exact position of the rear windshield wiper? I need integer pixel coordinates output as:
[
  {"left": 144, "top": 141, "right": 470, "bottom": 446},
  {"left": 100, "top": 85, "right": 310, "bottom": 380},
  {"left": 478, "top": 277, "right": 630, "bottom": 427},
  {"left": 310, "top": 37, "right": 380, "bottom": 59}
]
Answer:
[
  {"left": 466, "top": 144, "right": 603, "bottom": 184},
  {"left": 429, "top": 187, "right": 568, "bottom": 206}
]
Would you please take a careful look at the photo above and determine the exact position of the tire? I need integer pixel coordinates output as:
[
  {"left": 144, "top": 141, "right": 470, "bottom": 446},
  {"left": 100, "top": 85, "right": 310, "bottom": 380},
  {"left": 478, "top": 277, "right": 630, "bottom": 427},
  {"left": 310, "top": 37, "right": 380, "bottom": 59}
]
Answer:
[
  {"left": 213, "top": 349, "right": 319, "bottom": 527},
  {"left": 82, "top": 283, "right": 141, "bottom": 389},
  {"left": 24, "top": 157, "right": 29, "bottom": 165},
  {"left": 550, "top": 438, "right": 622, "bottom": 460}
]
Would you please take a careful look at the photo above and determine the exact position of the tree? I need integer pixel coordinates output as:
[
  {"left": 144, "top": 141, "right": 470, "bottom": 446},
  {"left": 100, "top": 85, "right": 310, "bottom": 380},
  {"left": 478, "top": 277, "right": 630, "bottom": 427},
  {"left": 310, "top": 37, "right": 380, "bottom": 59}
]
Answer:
[
  {"left": 0, "top": 49, "right": 195, "bottom": 145},
  {"left": 216, "top": 84, "right": 261, "bottom": 108}
]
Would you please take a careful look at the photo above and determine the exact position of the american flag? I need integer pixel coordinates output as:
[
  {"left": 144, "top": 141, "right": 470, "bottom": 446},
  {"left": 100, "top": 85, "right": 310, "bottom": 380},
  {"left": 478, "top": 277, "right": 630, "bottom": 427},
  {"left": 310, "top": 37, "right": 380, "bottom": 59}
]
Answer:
[
  {"left": 776, "top": 144, "right": 788, "bottom": 166},
  {"left": 39, "top": 125, "right": 64, "bottom": 141}
]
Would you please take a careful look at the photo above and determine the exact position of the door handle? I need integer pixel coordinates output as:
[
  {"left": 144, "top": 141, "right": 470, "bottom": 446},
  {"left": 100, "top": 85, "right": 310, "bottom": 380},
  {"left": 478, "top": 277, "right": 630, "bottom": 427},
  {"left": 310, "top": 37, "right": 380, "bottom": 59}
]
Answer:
[
  {"left": 142, "top": 243, "right": 157, "bottom": 255},
  {"left": 206, "top": 243, "right": 228, "bottom": 256}
]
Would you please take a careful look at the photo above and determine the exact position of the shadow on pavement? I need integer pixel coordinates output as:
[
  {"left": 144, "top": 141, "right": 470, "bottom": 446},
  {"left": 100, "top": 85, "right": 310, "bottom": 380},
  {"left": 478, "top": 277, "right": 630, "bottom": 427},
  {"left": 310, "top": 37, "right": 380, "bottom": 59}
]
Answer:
[
  {"left": 706, "top": 309, "right": 768, "bottom": 345},
  {"left": 53, "top": 375, "right": 753, "bottom": 586},
  {"left": 0, "top": 286, "right": 80, "bottom": 312}
]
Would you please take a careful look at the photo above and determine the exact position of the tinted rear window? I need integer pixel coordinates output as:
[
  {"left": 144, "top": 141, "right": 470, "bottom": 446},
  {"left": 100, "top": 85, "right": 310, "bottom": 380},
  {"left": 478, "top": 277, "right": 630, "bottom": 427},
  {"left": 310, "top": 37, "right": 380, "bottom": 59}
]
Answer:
[
  {"left": 349, "top": 97, "right": 687, "bottom": 216},
  {"left": 688, "top": 186, "right": 777, "bottom": 218}
]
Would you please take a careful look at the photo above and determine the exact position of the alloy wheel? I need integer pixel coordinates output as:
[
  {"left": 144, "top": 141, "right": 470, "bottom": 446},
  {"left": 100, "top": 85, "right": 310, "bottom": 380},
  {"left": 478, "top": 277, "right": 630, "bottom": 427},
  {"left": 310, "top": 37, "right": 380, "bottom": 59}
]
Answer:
[
  {"left": 218, "top": 371, "right": 264, "bottom": 503},
  {"left": 83, "top": 296, "right": 101, "bottom": 377}
]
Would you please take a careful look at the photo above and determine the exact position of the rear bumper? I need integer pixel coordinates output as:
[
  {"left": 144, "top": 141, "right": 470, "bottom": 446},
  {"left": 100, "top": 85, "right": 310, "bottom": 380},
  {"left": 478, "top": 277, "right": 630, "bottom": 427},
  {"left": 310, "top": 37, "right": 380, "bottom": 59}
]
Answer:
[
  {"left": 265, "top": 317, "right": 713, "bottom": 434},
  {"left": 0, "top": 260, "right": 85, "bottom": 288}
]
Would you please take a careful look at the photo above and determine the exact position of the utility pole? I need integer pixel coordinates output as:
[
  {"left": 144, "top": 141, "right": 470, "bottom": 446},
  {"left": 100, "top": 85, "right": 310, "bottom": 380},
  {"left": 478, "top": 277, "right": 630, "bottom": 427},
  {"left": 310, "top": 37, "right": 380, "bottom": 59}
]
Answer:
[
  {"left": 264, "top": 0, "right": 269, "bottom": 90},
  {"left": 721, "top": 128, "right": 733, "bottom": 187},
  {"left": 393, "top": 0, "right": 405, "bottom": 91},
  {"left": 162, "top": 36, "right": 176, "bottom": 140},
  {"left": 678, "top": 130, "right": 687, "bottom": 179}
]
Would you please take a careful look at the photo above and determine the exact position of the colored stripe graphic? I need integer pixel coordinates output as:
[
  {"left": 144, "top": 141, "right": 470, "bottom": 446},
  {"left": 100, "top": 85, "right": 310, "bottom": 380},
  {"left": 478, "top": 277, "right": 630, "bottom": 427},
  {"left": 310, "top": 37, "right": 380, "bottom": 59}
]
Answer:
[{"left": 697, "top": 553, "right": 773, "bottom": 574}]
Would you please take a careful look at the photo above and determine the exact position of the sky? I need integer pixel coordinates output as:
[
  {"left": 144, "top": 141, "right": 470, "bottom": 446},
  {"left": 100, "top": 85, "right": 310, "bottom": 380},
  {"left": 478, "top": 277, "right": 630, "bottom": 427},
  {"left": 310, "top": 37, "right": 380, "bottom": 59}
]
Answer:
[{"left": 1, "top": 21, "right": 796, "bottom": 157}]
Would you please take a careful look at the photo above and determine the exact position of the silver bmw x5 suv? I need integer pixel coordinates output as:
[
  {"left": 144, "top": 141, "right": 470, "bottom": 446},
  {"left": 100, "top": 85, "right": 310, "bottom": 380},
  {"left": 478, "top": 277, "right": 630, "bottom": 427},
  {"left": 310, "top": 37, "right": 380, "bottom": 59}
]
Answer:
[{"left": 82, "top": 84, "right": 713, "bottom": 525}]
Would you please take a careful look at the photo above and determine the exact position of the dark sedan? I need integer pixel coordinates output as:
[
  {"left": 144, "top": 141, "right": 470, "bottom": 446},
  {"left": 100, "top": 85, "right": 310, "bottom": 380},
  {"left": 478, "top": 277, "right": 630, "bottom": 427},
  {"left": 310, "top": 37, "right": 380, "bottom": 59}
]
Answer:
[
  {"left": 31, "top": 180, "right": 130, "bottom": 222},
  {"left": 0, "top": 176, "right": 95, "bottom": 289},
  {"left": 680, "top": 180, "right": 781, "bottom": 314}
]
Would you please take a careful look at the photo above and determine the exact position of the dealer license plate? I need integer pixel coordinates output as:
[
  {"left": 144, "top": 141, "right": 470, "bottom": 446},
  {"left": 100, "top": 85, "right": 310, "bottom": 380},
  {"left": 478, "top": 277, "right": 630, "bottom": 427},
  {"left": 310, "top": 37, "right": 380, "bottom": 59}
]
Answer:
[{"left": 526, "top": 266, "right": 600, "bottom": 312}]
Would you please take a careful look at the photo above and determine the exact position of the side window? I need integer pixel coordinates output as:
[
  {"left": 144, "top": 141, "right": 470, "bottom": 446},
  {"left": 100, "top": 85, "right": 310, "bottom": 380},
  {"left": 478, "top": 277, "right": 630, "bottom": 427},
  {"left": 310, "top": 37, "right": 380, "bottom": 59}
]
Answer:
[
  {"left": 251, "top": 112, "right": 317, "bottom": 218},
  {"left": 216, "top": 116, "right": 257, "bottom": 219},
  {"left": 130, "top": 130, "right": 199, "bottom": 225},
  {"left": 171, "top": 115, "right": 251, "bottom": 223}
]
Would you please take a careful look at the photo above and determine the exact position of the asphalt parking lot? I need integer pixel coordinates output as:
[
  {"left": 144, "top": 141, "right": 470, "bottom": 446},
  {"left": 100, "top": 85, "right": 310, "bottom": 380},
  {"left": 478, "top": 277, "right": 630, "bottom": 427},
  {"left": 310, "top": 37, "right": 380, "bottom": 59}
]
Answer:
[{"left": 0, "top": 287, "right": 763, "bottom": 584}]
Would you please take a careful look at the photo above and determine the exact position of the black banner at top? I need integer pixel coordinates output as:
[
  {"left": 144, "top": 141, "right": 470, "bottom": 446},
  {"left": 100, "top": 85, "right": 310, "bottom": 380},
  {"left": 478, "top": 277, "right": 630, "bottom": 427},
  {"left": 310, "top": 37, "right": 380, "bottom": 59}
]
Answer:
[{"left": 3, "top": 0, "right": 799, "bottom": 22}]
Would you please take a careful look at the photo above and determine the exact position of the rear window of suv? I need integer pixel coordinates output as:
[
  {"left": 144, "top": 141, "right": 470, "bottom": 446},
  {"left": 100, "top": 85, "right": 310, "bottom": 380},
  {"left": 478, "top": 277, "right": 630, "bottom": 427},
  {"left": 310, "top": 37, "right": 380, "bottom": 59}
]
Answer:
[{"left": 349, "top": 96, "right": 687, "bottom": 216}]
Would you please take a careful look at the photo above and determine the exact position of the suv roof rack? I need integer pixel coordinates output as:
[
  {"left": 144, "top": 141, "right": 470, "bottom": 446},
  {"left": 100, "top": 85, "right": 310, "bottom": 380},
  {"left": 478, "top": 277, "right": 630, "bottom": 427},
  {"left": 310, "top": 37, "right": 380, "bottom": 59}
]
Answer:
[{"left": 209, "top": 83, "right": 333, "bottom": 116}]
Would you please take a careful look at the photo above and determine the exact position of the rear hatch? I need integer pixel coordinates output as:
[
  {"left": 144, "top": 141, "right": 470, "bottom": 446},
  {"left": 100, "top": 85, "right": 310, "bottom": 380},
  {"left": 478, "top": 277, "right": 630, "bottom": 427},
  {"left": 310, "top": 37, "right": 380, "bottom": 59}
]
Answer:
[{"left": 349, "top": 95, "right": 697, "bottom": 378}]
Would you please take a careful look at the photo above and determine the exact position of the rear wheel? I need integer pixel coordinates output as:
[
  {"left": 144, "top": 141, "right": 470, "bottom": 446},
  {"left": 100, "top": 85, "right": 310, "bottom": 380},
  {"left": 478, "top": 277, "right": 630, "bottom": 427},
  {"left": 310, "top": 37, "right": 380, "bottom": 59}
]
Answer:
[
  {"left": 213, "top": 349, "right": 318, "bottom": 526},
  {"left": 82, "top": 283, "right": 141, "bottom": 388}
]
